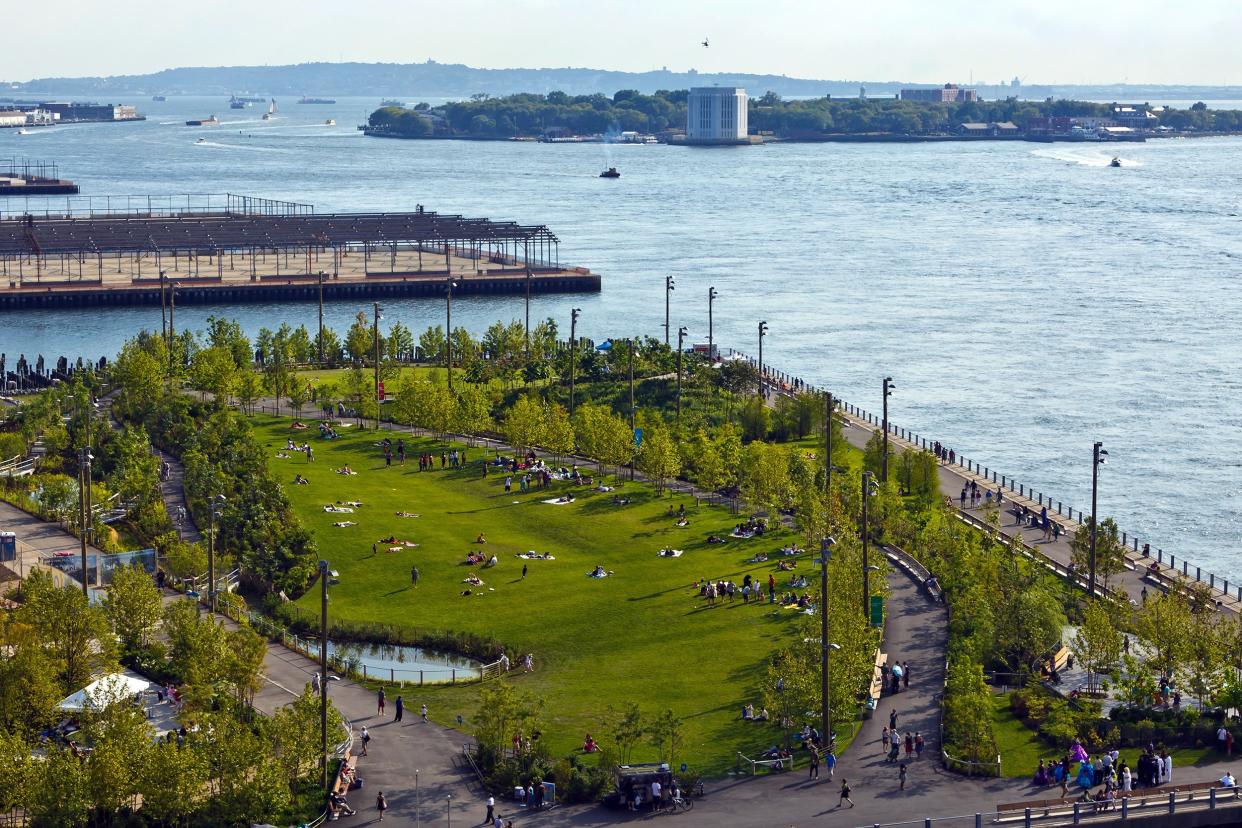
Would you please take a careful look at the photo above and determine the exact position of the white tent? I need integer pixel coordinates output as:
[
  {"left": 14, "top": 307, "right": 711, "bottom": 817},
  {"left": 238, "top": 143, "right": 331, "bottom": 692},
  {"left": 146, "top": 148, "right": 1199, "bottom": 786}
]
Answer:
[{"left": 58, "top": 672, "right": 151, "bottom": 712}]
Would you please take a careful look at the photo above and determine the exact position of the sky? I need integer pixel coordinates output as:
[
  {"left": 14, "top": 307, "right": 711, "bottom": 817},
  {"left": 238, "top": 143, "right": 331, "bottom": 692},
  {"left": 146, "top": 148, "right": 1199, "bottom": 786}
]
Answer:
[{"left": 6, "top": 0, "right": 1242, "bottom": 85}]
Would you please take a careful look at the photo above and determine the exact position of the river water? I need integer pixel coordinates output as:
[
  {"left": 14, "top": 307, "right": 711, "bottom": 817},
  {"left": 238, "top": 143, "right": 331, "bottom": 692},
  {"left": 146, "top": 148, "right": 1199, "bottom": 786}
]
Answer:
[{"left": 5, "top": 96, "right": 1242, "bottom": 581}]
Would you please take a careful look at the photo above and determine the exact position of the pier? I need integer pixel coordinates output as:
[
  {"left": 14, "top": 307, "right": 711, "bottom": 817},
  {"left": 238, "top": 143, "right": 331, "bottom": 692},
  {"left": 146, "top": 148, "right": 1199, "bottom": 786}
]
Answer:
[
  {"left": 0, "top": 193, "right": 599, "bottom": 309},
  {"left": 0, "top": 159, "right": 79, "bottom": 196}
]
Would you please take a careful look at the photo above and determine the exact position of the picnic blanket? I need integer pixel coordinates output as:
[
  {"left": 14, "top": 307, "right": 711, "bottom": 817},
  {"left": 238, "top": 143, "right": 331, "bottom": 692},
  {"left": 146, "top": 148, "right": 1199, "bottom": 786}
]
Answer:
[
  {"left": 324, "top": 506, "right": 354, "bottom": 513},
  {"left": 731, "top": 530, "right": 756, "bottom": 539},
  {"left": 333, "top": 521, "right": 357, "bottom": 528},
  {"left": 587, "top": 569, "right": 612, "bottom": 579},
  {"left": 517, "top": 552, "right": 556, "bottom": 560},
  {"left": 542, "top": 497, "right": 574, "bottom": 506},
  {"left": 657, "top": 549, "right": 684, "bottom": 558}
]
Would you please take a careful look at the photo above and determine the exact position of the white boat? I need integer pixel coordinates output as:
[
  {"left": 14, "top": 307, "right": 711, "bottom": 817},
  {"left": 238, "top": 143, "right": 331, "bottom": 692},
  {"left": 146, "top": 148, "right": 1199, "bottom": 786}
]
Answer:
[
  {"left": 16, "top": 129, "right": 30, "bottom": 136},
  {"left": 262, "top": 99, "right": 277, "bottom": 120},
  {"left": 195, "top": 137, "right": 207, "bottom": 144},
  {"left": 324, "top": 119, "right": 336, "bottom": 126}
]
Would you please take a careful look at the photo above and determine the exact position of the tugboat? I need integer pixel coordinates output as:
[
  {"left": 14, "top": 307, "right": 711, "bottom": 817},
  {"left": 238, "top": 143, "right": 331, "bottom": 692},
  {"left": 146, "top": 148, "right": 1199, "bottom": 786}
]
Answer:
[
  {"left": 1109, "top": 157, "right": 1122, "bottom": 168},
  {"left": 599, "top": 167, "right": 621, "bottom": 178}
]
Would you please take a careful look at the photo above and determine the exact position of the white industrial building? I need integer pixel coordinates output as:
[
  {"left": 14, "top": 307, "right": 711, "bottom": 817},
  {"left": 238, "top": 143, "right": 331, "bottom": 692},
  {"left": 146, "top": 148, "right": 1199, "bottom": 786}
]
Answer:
[{"left": 686, "top": 87, "right": 749, "bottom": 144}]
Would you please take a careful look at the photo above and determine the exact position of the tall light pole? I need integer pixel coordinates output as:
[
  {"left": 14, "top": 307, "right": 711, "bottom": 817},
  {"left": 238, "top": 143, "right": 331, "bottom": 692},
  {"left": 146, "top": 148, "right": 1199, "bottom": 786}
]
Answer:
[
  {"left": 664, "top": 275, "right": 675, "bottom": 346},
  {"left": 1089, "top": 441, "right": 1109, "bottom": 598},
  {"left": 524, "top": 243, "right": 532, "bottom": 358},
  {"left": 824, "top": 391, "right": 835, "bottom": 497},
  {"left": 675, "top": 326, "right": 687, "bottom": 430},
  {"left": 569, "top": 308, "right": 581, "bottom": 415},
  {"left": 168, "top": 283, "right": 178, "bottom": 377},
  {"left": 415, "top": 769, "right": 421, "bottom": 827},
  {"left": 207, "top": 494, "right": 226, "bottom": 615},
  {"left": 159, "top": 270, "right": 168, "bottom": 342},
  {"left": 445, "top": 278, "right": 457, "bottom": 391},
  {"left": 628, "top": 338, "right": 636, "bottom": 432},
  {"left": 372, "top": 302, "right": 382, "bottom": 430},
  {"left": 317, "top": 270, "right": 325, "bottom": 364},
  {"left": 861, "top": 471, "right": 878, "bottom": 621},
  {"left": 881, "top": 377, "right": 895, "bottom": 483},
  {"left": 707, "top": 286, "right": 718, "bottom": 360},
  {"left": 78, "top": 445, "right": 92, "bottom": 599},
  {"left": 318, "top": 560, "right": 330, "bottom": 791},
  {"left": 819, "top": 536, "right": 837, "bottom": 743},
  {"left": 757, "top": 321, "right": 768, "bottom": 396}
]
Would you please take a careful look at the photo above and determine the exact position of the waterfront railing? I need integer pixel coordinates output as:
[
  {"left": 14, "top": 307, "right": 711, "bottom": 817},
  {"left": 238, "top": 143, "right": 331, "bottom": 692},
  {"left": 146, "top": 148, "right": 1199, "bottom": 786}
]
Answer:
[{"left": 725, "top": 348, "right": 1242, "bottom": 611}]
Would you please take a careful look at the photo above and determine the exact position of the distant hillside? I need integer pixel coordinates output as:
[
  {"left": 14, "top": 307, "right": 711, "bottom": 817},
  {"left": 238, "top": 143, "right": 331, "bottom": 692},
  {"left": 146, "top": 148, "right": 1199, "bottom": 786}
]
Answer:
[{"left": 6, "top": 61, "right": 1242, "bottom": 102}]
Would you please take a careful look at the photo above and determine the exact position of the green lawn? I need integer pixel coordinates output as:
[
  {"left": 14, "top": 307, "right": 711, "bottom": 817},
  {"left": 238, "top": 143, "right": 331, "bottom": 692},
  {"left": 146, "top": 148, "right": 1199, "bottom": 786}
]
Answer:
[
  {"left": 254, "top": 415, "right": 817, "bottom": 775},
  {"left": 992, "top": 692, "right": 1230, "bottom": 779}
]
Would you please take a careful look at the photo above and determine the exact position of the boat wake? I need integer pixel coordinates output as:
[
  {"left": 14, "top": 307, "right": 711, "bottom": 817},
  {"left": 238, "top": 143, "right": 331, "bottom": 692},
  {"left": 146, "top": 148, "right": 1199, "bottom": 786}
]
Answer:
[{"left": 1031, "top": 148, "right": 1141, "bottom": 168}]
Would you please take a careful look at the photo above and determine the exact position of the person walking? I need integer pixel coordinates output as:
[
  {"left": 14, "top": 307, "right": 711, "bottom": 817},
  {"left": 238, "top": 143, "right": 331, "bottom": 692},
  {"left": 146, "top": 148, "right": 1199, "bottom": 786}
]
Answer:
[
  {"left": 360, "top": 725, "right": 371, "bottom": 756},
  {"left": 838, "top": 779, "right": 854, "bottom": 808},
  {"left": 311, "top": 671, "right": 321, "bottom": 695},
  {"left": 825, "top": 749, "right": 837, "bottom": 778},
  {"left": 890, "top": 708, "right": 898, "bottom": 731},
  {"left": 905, "top": 731, "right": 914, "bottom": 759},
  {"left": 899, "top": 762, "right": 908, "bottom": 790},
  {"left": 881, "top": 725, "right": 890, "bottom": 756},
  {"left": 809, "top": 748, "right": 820, "bottom": 780},
  {"left": 376, "top": 791, "right": 388, "bottom": 821},
  {"left": 394, "top": 695, "right": 404, "bottom": 722},
  {"left": 485, "top": 795, "right": 495, "bottom": 823},
  {"left": 902, "top": 661, "right": 910, "bottom": 690},
  {"left": 914, "top": 732, "right": 925, "bottom": 760},
  {"left": 411, "top": 565, "right": 419, "bottom": 587},
  {"left": 522, "top": 564, "right": 528, "bottom": 579},
  {"left": 421, "top": 703, "right": 428, "bottom": 723},
  {"left": 377, "top": 688, "right": 386, "bottom": 716}
]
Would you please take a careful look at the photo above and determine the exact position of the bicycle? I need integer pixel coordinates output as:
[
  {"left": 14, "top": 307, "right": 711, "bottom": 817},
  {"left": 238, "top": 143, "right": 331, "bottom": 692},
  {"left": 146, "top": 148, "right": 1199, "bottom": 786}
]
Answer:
[{"left": 667, "top": 791, "right": 694, "bottom": 812}]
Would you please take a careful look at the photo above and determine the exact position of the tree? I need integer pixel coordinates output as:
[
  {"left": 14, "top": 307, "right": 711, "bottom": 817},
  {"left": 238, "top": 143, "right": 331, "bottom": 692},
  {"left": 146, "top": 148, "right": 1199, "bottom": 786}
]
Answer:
[
  {"left": 992, "top": 585, "right": 1065, "bottom": 673},
  {"left": 1069, "top": 517, "right": 1126, "bottom": 592},
  {"left": 26, "top": 745, "right": 89, "bottom": 826},
  {"left": 454, "top": 383, "right": 493, "bottom": 443},
  {"left": 1072, "top": 599, "right": 1123, "bottom": 694},
  {"left": 647, "top": 708, "right": 685, "bottom": 768},
  {"left": 602, "top": 702, "right": 644, "bottom": 764},
  {"left": 942, "top": 658, "right": 997, "bottom": 763},
  {"left": 418, "top": 324, "right": 446, "bottom": 363},
  {"left": 287, "top": 378, "right": 311, "bottom": 419},
  {"left": 102, "top": 563, "right": 163, "bottom": 654},
  {"left": 637, "top": 424, "right": 680, "bottom": 491},
  {"left": 1184, "top": 610, "right": 1226, "bottom": 707},
  {"left": 235, "top": 369, "right": 262, "bottom": 414},
  {"left": 543, "top": 402, "right": 576, "bottom": 460},
  {"left": 272, "top": 687, "right": 343, "bottom": 792},
  {"left": 17, "top": 570, "right": 116, "bottom": 691},
  {"left": 501, "top": 395, "right": 545, "bottom": 455},
  {"left": 387, "top": 320, "right": 415, "bottom": 361},
  {"left": 191, "top": 344, "right": 238, "bottom": 403},
  {"left": 473, "top": 679, "right": 543, "bottom": 760},
  {"left": 345, "top": 311, "right": 374, "bottom": 364},
  {"left": 738, "top": 395, "right": 771, "bottom": 441},
  {"left": 1134, "top": 591, "right": 1192, "bottom": 679},
  {"left": 761, "top": 644, "right": 817, "bottom": 748},
  {"left": 140, "top": 738, "right": 208, "bottom": 823},
  {"left": 0, "top": 626, "right": 61, "bottom": 737},
  {"left": 83, "top": 693, "right": 155, "bottom": 814}
]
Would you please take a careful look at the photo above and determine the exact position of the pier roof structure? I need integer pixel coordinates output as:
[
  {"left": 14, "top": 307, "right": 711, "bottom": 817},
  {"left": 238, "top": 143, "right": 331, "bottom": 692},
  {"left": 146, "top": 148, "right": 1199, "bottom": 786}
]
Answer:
[{"left": 0, "top": 193, "right": 558, "bottom": 262}]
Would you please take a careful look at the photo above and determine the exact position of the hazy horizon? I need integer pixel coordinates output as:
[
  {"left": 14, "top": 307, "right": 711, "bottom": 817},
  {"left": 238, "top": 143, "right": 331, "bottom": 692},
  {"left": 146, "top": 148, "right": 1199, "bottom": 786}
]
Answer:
[{"left": 6, "top": 0, "right": 1241, "bottom": 86}]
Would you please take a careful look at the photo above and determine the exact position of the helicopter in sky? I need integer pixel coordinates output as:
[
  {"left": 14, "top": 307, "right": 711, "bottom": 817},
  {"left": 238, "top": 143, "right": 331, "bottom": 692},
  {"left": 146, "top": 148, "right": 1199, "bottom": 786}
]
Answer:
[{"left": 701, "top": 37, "right": 709, "bottom": 48}]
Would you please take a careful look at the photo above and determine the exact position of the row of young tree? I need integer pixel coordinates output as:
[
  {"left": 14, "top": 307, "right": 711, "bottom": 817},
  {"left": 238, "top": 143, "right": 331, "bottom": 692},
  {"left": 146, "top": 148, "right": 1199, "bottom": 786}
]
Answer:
[{"left": 1, "top": 566, "right": 341, "bottom": 826}]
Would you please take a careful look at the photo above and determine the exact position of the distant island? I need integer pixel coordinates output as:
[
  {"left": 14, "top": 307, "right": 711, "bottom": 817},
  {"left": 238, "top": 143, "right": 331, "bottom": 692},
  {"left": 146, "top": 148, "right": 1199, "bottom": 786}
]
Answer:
[
  {"left": 363, "top": 91, "right": 1242, "bottom": 143},
  {"left": 8, "top": 60, "right": 1242, "bottom": 102}
]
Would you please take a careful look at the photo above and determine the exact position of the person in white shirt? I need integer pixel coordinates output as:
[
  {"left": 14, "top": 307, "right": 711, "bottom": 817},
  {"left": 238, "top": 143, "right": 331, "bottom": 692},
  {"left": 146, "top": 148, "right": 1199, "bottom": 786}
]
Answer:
[
  {"left": 650, "top": 780, "right": 662, "bottom": 812},
  {"left": 1220, "top": 771, "right": 1236, "bottom": 788},
  {"left": 1162, "top": 752, "right": 1173, "bottom": 784}
]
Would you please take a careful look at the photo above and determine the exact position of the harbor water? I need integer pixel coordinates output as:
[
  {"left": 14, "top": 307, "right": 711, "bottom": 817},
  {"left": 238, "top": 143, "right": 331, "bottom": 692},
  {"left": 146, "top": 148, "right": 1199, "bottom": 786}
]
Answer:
[{"left": 4, "top": 96, "right": 1242, "bottom": 580}]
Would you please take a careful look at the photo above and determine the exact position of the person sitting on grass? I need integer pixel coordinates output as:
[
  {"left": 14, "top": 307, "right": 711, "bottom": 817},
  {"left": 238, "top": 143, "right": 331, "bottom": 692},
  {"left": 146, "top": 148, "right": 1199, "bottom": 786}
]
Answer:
[
  {"left": 484, "top": 555, "right": 498, "bottom": 568},
  {"left": 742, "top": 703, "right": 755, "bottom": 720},
  {"left": 293, "top": 474, "right": 309, "bottom": 485},
  {"left": 584, "top": 734, "right": 598, "bottom": 753},
  {"left": 777, "top": 559, "right": 796, "bottom": 571},
  {"left": 476, "top": 533, "right": 487, "bottom": 544},
  {"left": 463, "top": 574, "right": 483, "bottom": 586},
  {"left": 676, "top": 518, "right": 690, "bottom": 527},
  {"left": 707, "top": 534, "right": 725, "bottom": 544},
  {"left": 335, "top": 465, "right": 356, "bottom": 476}
]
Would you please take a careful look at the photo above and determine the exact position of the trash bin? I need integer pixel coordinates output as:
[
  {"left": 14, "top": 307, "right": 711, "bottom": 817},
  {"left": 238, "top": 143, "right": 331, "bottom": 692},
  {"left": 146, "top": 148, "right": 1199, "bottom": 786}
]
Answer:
[{"left": 0, "top": 531, "right": 15, "bottom": 562}]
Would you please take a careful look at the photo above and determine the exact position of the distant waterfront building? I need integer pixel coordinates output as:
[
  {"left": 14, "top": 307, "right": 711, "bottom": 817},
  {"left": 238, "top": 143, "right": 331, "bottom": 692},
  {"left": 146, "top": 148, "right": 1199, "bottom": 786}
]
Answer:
[
  {"left": 686, "top": 87, "right": 749, "bottom": 144},
  {"left": 900, "top": 84, "right": 979, "bottom": 103},
  {"left": 37, "top": 102, "right": 143, "bottom": 123},
  {"left": 0, "top": 111, "right": 24, "bottom": 128},
  {"left": 1111, "top": 105, "right": 1158, "bottom": 130}
]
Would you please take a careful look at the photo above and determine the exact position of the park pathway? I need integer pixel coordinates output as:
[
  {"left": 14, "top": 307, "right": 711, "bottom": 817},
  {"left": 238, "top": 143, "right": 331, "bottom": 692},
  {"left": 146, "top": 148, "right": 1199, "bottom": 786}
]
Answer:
[{"left": 156, "top": 447, "right": 201, "bottom": 544}]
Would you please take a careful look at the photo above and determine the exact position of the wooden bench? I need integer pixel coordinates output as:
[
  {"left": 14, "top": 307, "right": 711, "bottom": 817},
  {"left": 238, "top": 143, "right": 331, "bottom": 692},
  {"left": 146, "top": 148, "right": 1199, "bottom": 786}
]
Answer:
[
  {"left": 999, "top": 782, "right": 1239, "bottom": 816},
  {"left": 865, "top": 650, "right": 886, "bottom": 717}
]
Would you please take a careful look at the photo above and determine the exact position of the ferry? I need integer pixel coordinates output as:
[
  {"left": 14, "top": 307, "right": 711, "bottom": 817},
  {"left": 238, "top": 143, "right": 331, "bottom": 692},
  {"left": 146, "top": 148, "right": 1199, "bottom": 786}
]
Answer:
[
  {"left": 298, "top": 96, "right": 336, "bottom": 105},
  {"left": 185, "top": 115, "right": 220, "bottom": 126},
  {"left": 599, "top": 167, "right": 621, "bottom": 178}
]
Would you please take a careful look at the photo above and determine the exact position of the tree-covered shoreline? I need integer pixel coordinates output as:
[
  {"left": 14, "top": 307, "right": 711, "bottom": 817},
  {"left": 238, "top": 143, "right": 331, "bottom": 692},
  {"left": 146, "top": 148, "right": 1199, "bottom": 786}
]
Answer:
[{"left": 365, "top": 90, "right": 1242, "bottom": 140}]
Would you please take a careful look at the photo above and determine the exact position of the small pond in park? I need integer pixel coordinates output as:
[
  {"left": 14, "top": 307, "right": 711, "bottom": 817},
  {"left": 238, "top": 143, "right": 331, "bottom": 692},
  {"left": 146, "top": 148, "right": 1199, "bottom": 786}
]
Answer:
[{"left": 325, "top": 640, "right": 483, "bottom": 683}]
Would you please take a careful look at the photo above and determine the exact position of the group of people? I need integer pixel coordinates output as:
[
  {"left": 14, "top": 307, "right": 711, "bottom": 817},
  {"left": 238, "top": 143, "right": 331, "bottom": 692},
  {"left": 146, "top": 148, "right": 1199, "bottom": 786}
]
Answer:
[
  {"left": 1036, "top": 740, "right": 1177, "bottom": 797},
  {"left": 958, "top": 479, "right": 1002, "bottom": 510},
  {"left": 880, "top": 722, "right": 926, "bottom": 762},
  {"left": 931, "top": 441, "right": 956, "bottom": 465},
  {"left": 698, "top": 573, "right": 783, "bottom": 606},
  {"left": 412, "top": 445, "right": 465, "bottom": 471},
  {"left": 732, "top": 517, "right": 768, "bottom": 538},
  {"left": 318, "top": 422, "right": 341, "bottom": 440},
  {"left": 881, "top": 660, "right": 912, "bottom": 695}
]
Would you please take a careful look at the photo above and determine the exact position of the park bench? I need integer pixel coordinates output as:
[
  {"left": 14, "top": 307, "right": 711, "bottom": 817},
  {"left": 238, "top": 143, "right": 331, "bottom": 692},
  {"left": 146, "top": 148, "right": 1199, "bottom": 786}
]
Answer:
[
  {"left": 736, "top": 750, "right": 791, "bottom": 774},
  {"left": 865, "top": 650, "right": 886, "bottom": 716}
]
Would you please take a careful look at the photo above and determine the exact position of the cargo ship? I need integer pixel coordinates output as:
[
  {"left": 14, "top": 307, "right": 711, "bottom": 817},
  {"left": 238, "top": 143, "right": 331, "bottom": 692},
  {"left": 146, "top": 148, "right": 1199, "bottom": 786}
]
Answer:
[
  {"left": 151, "top": 95, "right": 167, "bottom": 102},
  {"left": 185, "top": 115, "right": 220, "bottom": 127},
  {"left": 298, "top": 96, "right": 336, "bottom": 105}
]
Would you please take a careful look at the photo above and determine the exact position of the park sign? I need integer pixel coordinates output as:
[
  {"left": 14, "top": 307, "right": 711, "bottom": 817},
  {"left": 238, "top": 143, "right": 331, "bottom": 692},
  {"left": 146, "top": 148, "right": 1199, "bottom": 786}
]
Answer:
[
  {"left": 870, "top": 595, "right": 884, "bottom": 627},
  {"left": 634, "top": 427, "right": 643, "bottom": 447}
]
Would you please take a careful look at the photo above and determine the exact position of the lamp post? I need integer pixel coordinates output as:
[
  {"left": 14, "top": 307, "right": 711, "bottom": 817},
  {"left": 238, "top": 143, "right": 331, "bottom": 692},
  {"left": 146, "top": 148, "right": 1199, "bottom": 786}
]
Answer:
[
  {"left": 569, "top": 308, "right": 581, "bottom": 416},
  {"left": 317, "top": 270, "right": 325, "bottom": 364},
  {"left": 824, "top": 391, "right": 834, "bottom": 497},
  {"left": 675, "top": 326, "right": 687, "bottom": 429},
  {"left": 1089, "top": 441, "right": 1109, "bottom": 598},
  {"left": 372, "top": 302, "right": 382, "bottom": 430},
  {"left": 861, "top": 471, "right": 878, "bottom": 621},
  {"left": 707, "top": 286, "right": 718, "bottom": 360},
  {"left": 445, "top": 278, "right": 457, "bottom": 391},
  {"left": 78, "top": 445, "right": 93, "bottom": 599},
  {"left": 664, "top": 275, "right": 675, "bottom": 346},
  {"left": 524, "top": 242, "right": 532, "bottom": 358},
  {"left": 415, "top": 768, "right": 421, "bottom": 827},
  {"left": 207, "top": 494, "right": 226, "bottom": 614},
  {"left": 819, "top": 536, "right": 837, "bottom": 742},
  {"left": 319, "top": 559, "right": 330, "bottom": 791},
  {"left": 159, "top": 270, "right": 168, "bottom": 342},
  {"left": 168, "top": 283, "right": 178, "bottom": 377},
  {"left": 446, "top": 794, "right": 453, "bottom": 828},
  {"left": 757, "top": 321, "right": 768, "bottom": 396},
  {"left": 881, "top": 377, "right": 895, "bottom": 483}
]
